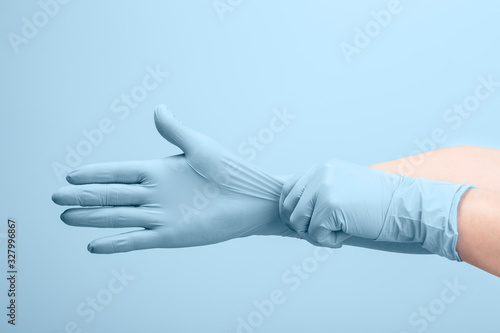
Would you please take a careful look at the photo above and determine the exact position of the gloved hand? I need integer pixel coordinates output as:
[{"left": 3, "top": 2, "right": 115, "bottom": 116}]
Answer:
[
  {"left": 52, "top": 105, "right": 439, "bottom": 255},
  {"left": 52, "top": 104, "right": 296, "bottom": 253},
  {"left": 279, "top": 158, "right": 476, "bottom": 261}
]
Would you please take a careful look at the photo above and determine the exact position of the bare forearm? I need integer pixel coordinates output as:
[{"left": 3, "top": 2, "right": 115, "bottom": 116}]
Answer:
[
  {"left": 369, "top": 146, "right": 500, "bottom": 192},
  {"left": 456, "top": 189, "right": 500, "bottom": 277}
]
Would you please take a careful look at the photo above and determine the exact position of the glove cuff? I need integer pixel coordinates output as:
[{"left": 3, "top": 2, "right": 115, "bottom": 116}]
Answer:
[{"left": 379, "top": 176, "right": 475, "bottom": 261}]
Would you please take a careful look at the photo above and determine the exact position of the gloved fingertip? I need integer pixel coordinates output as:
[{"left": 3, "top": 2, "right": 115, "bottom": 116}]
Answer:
[
  {"left": 66, "top": 174, "right": 76, "bottom": 185},
  {"left": 154, "top": 104, "right": 179, "bottom": 137},
  {"left": 51, "top": 191, "right": 62, "bottom": 204},
  {"left": 154, "top": 103, "right": 166, "bottom": 113},
  {"left": 59, "top": 211, "right": 67, "bottom": 222},
  {"left": 154, "top": 104, "right": 173, "bottom": 120},
  {"left": 155, "top": 103, "right": 167, "bottom": 110},
  {"left": 154, "top": 104, "right": 200, "bottom": 155},
  {"left": 66, "top": 172, "right": 75, "bottom": 184}
]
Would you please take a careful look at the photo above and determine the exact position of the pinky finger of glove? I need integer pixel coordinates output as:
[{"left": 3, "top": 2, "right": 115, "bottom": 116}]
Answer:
[{"left": 87, "top": 230, "right": 159, "bottom": 254}]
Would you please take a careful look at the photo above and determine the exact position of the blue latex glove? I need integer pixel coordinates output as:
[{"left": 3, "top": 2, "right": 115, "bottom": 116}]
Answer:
[
  {"left": 52, "top": 105, "right": 437, "bottom": 255},
  {"left": 279, "top": 159, "right": 476, "bottom": 261},
  {"left": 52, "top": 105, "right": 296, "bottom": 253}
]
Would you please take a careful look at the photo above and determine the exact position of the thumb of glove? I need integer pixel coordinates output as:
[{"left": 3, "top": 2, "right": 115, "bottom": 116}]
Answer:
[{"left": 154, "top": 104, "right": 213, "bottom": 155}]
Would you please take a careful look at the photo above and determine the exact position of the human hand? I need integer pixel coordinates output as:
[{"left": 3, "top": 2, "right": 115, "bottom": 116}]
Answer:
[
  {"left": 52, "top": 105, "right": 294, "bottom": 253},
  {"left": 52, "top": 107, "right": 445, "bottom": 256},
  {"left": 279, "top": 159, "right": 397, "bottom": 247},
  {"left": 279, "top": 158, "right": 474, "bottom": 260}
]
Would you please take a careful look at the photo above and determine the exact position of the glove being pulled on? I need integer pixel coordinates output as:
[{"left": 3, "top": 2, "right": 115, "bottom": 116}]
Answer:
[{"left": 280, "top": 158, "right": 475, "bottom": 261}]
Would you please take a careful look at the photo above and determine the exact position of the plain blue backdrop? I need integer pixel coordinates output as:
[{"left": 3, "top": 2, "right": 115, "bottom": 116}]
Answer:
[{"left": 1, "top": 1, "right": 500, "bottom": 332}]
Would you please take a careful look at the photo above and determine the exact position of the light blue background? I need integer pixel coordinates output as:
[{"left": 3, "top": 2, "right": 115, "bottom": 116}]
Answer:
[{"left": 1, "top": 0, "right": 500, "bottom": 332}]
